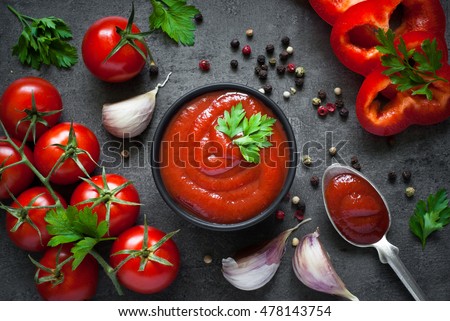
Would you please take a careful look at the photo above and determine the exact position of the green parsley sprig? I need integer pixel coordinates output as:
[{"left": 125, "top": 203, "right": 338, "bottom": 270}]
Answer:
[
  {"left": 216, "top": 102, "right": 276, "bottom": 164},
  {"left": 149, "top": 0, "right": 201, "bottom": 46},
  {"left": 409, "top": 188, "right": 450, "bottom": 249},
  {"left": 376, "top": 28, "right": 448, "bottom": 100},
  {"left": 8, "top": 5, "right": 78, "bottom": 69}
]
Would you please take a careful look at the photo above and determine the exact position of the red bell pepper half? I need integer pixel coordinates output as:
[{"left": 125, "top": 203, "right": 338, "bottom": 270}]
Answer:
[
  {"left": 308, "top": 0, "right": 367, "bottom": 25},
  {"left": 356, "top": 32, "right": 450, "bottom": 136},
  {"left": 330, "top": 0, "right": 447, "bottom": 76}
]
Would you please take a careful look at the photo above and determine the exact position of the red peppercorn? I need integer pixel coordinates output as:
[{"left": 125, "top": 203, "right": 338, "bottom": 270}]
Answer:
[
  {"left": 317, "top": 106, "right": 328, "bottom": 117},
  {"left": 287, "top": 63, "right": 296, "bottom": 73},
  {"left": 242, "top": 45, "right": 252, "bottom": 56},
  {"left": 326, "top": 103, "right": 336, "bottom": 113},
  {"left": 294, "top": 209, "right": 304, "bottom": 221},
  {"left": 199, "top": 59, "right": 210, "bottom": 71},
  {"left": 275, "top": 210, "right": 285, "bottom": 220}
]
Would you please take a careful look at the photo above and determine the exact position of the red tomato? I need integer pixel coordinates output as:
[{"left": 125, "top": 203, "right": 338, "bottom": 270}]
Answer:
[
  {"left": 82, "top": 16, "right": 147, "bottom": 82},
  {"left": 34, "top": 122, "right": 100, "bottom": 185},
  {"left": 6, "top": 187, "right": 67, "bottom": 252},
  {"left": 35, "top": 244, "right": 98, "bottom": 300},
  {"left": 0, "top": 138, "right": 34, "bottom": 199},
  {"left": 0, "top": 77, "right": 62, "bottom": 141},
  {"left": 110, "top": 225, "right": 180, "bottom": 294},
  {"left": 70, "top": 174, "right": 140, "bottom": 236}
]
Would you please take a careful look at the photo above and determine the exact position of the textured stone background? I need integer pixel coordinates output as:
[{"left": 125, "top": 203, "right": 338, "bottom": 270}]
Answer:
[{"left": 0, "top": 0, "right": 449, "bottom": 300}]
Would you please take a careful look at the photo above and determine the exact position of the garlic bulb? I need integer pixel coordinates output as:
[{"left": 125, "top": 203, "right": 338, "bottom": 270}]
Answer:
[
  {"left": 102, "top": 72, "right": 171, "bottom": 138},
  {"left": 222, "top": 218, "right": 311, "bottom": 291},
  {"left": 292, "top": 228, "right": 358, "bottom": 301}
]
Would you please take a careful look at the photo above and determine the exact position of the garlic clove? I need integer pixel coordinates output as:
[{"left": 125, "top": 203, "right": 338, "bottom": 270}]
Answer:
[
  {"left": 222, "top": 218, "right": 311, "bottom": 291},
  {"left": 292, "top": 228, "right": 359, "bottom": 301}
]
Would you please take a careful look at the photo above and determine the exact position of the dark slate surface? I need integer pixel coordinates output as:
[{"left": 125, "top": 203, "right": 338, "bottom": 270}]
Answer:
[{"left": 0, "top": 0, "right": 449, "bottom": 301}]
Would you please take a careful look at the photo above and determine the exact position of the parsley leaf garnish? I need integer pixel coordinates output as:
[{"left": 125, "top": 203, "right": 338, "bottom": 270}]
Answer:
[
  {"left": 216, "top": 102, "right": 276, "bottom": 164},
  {"left": 45, "top": 206, "right": 109, "bottom": 268},
  {"left": 8, "top": 5, "right": 78, "bottom": 70},
  {"left": 409, "top": 189, "right": 450, "bottom": 249},
  {"left": 376, "top": 28, "right": 448, "bottom": 100},
  {"left": 149, "top": 0, "right": 200, "bottom": 46}
]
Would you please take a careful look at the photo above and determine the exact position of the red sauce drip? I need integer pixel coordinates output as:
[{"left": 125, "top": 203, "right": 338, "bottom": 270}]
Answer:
[{"left": 324, "top": 173, "right": 389, "bottom": 245}]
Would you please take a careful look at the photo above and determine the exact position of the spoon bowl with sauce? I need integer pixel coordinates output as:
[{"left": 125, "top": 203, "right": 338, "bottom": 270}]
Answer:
[{"left": 322, "top": 163, "right": 426, "bottom": 301}]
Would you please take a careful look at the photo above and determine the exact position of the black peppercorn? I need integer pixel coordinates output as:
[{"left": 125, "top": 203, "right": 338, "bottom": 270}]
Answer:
[
  {"left": 258, "top": 69, "right": 268, "bottom": 80},
  {"left": 254, "top": 66, "right": 262, "bottom": 75},
  {"left": 260, "top": 64, "right": 268, "bottom": 71},
  {"left": 402, "top": 170, "right": 412, "bottom": 182},
  {"left": 297, "top": 200, "right": 306, "bottom": 211},
  {"left": 388, "top": 171, "right": 397, "bottom": 182},
  {"left": 149, "top": 64, "right": 159, "bottom": 77},
  {"left": 350, "top": 156, "right": 359, "bottom": 165},
  {"left": 281, "top": 36, "right": 290, "bottom": 46},
  {"left": 257, "top": 55, "right": 266, "bottom": 65},
  {"left": 310, "top": 176, "right": 319, "bottom": 187},
  {"left": 339, "top": 107, "right": 349, "bottom": 118},
  {"left": 294, "top": 78, "right": 304, "bottom": 88},
  {"left": 262, "top": 84, "right": 273, "bottom": 94},
  {"left": 194, "top": 13, "right": 203, "bottom": 23},
  {"left": 265, "top": 44, "right": 275, "bottom": 54},
  {"left": 230, "top": 59, "right": 238, "bottom": 69},
  {"left": 335, "top": 98, "right": 344, "bottom": 109},
  {"left": 276, "top": 65, "right": 286, "bottom": 74},
  {"left": 318, "top": 89, "right": 327, "bottom": 100},
  {"left": 279, "top": 50, "right": 289, "bottom": 61},
  {"left": 352, "top": 162, "right": 362, "bottom": 171},
  {"left": 230, "top": 38, "right": 240, "bottom": 49}
]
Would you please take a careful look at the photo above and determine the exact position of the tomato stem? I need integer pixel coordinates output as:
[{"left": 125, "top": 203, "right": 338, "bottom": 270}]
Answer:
[{"left": 88, "top": 250, "right": 124, "bottom": 295}]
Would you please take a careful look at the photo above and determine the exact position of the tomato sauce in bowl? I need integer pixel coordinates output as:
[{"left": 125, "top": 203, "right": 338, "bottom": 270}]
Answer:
[{"left": 152, "top": 84, "right": 296, "bottom": 230}]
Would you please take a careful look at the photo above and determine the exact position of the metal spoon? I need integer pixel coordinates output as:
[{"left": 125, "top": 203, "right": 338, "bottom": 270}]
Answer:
[{"left": 322, "top": 163, "right": 426, "bottom": 301}]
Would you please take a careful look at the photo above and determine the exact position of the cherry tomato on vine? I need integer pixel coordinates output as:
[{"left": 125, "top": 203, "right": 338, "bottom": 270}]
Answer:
[
  {"left": 110, "top": 225, "right": 180, "bottom": 294},
  {"left": 34, "top": 122, "right": 100, "bottom": 185},
  {"left": 0, "top": 137, "right": 34, "bottom": 200},
  {"left": 0, "top": 77, "right": 62, "bottom": 142},
  {"left": 6, "top": 187, "right": 67, "bottom": 252},
  {"left": 34, "top": 244, "right": 98, "bottom": 301},
  {"left": 70, "top": 173, "right": 140, "bottom": 237},
  {"left": 82, "top": 15, "right": 148, "bottom": 82}
]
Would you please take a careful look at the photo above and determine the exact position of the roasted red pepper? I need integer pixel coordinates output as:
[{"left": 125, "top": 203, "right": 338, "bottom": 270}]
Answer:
[
  {"left": 356, "top": 32, "right": 450, "bottom": 136},
  {"left": 308, "top": 0, "right": 367, "bottom": 25},
  {"left": 330, "top": 0, "right": 447, "bottom": 76}
]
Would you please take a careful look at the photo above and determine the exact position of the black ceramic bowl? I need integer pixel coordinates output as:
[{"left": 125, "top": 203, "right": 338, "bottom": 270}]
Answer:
[{"left": 151, "top": 83, "right": 297, "bottom": 231}]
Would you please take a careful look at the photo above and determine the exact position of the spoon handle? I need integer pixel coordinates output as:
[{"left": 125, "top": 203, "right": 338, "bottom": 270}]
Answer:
[{"left": 374, "top": 238, "right": 426, "bottom": 301}]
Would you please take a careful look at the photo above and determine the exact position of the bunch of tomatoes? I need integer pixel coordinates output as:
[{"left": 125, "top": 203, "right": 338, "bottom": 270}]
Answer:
[{"left": 0, "top": 9, "right": 180, "bottom": 300}]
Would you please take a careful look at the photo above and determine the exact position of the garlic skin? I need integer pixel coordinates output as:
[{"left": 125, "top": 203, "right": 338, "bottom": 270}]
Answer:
[
  {"left": 222, "top": 218, "right": 311, "bottom": 291},
  {"left": 102, "top": 73, "right": 171, "bottom": 138},
  {"left": 293, "top": 228, "right": 358, "bottom": 301}
]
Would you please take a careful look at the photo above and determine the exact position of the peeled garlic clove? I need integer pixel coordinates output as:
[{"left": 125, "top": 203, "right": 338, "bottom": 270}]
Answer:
[
  {"left": 222, "top": 218, "right": 311, "bottom": 291},
  {"left": 292, "top": 228, "right": 358, "bottom": 301},
  {"left": 102, "top": 73, "right": 171, "bottom": 138}
]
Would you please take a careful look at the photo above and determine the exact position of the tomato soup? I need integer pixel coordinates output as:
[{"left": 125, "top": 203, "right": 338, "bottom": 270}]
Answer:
[
  {"left": 324, "top": 173, "right": 389, "bottom": 245},
  {"left": 159, "top": 91, "right": 291, "bottom": 224}
]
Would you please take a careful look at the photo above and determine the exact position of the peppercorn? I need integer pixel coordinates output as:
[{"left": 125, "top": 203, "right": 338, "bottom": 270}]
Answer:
[
  {"left": 294, "top": 78, "right": 304, "bottom": 88},
  {"left": 281, "top": 36, "right": 290, "bottom": 46},
  {"left": 294, "top": 209, "right": 305, "bottom": 221},
  {"left": 276, "top": 65, "right": 286, "bottom": 75},
  {"left": 149, "top": 63, "right": 159, "bottom": 77},
  {"left": 262, "top": 84, "right": 273, "bottom": 94},
  {"left": 295, "top": 66, "right": 305, "bottom": 77},
  {"left": 283, "top": 91, "right": 291, "bottom": 99},
  {"left": 258, "top": 88, "right": 265, "bottom": 94},
  {"left": 260, "top": 64, "right": 268, "bottom": 71},
  {"left": 230, "top": 59, "right": 238, "bottom": 69},
  {"left": 335, "top": 99, "right": 344, "bottom": 109},
  {"left": 269, "top": 57, "right": 277, "bottom": 66},
  {"left": 302, "top": 155, "right": 312, "bottom": 166},
  {"left": 275, "top": 209, "right": 285, "bottom": 220},
  {"left": 199, "top": 59, "right": 210, "bottom": 71},
  {"left": 326, "top": 103, "right": 336, "bottom": 113},
  {"left": 266, "top": 44, "right": 275, "bottom": 54},
  {"left": 352, "top": 162, "right": 362, "bottom": 171},
  {"left": 246, "top": 28, "right": 254, "bottom": 37},
  {"left": 230, "top": 38, "right": 240, "bottom": 49},
  {"left": 254, "top": 66, "right": 262, "bottom": 75},
  {"left": 350, "top": 156, "right": 359, "bottom": 165},
  {"left": 402, "top": 170, "right": 412, "bottom": 182},
  {"left": 257, "top": 55, "right": 266, "bottom": 65},
  {"left": 120, "top": 150, "right": 130, "bottom": 158},
  {"left": 242, "top": 45, "right": 252, "bottom": 56},
  {"left": 310, "top": 175, "right": 319, "bottom": 187},
  {"left": 388, "top": 171, "right": 397, "bottom": 182},
  {"left": 292, "top": 237, "right": 300, "bottom": 247},
  {"left": 203, "top": 254, "right": 212, "bottom": 264},
  {"left": 329, "top": 147, "right": 337, "bottom": 156},
  {"left": 194, "top": 13, "right": 203, "bottom": 23},
  {"left": 279, "top": 50, "right": 289, "bottom": 61},
  {"left": 405, "top": 187, "right": 415, "bottom": 198},
  {"left": 312, "top": 97, "right": 321, "bottom": 106},
  {"left": 339, "top": 107, "right": 349, "bottom": 118},
  {"left": 286, "top": 46, "right": 294, "bottom": 55},
  {"left": 318, "top": 89, "right": 327, "bottom": 100},
  {"left": 296, "top": 200, "right": 306, "bottom": 211},
  {"left": 258, "top": 69, "right": 268, "bottom": 80},
  {"left": 291, "top": 195, "right": 300, "bottom": 205},
  {"left": 287, "top": 63, "right": 296, "bottom": 73},
  {"left": 334, "top": 87, "right": 342, "bottom": 95},
  {"left": 289, "top": 87, "right": 297, "bottom": 95},
  {"left": 317, "top": 106, "right": 328, "bottom": 117}
]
